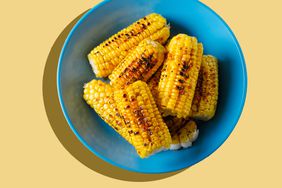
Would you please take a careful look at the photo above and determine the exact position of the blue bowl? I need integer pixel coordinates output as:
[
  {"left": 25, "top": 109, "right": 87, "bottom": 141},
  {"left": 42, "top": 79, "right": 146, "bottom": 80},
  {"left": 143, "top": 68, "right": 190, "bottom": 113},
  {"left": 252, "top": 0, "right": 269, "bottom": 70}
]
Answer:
[{"left": 57, "top": 0, "right": 247, "bottom": 173}]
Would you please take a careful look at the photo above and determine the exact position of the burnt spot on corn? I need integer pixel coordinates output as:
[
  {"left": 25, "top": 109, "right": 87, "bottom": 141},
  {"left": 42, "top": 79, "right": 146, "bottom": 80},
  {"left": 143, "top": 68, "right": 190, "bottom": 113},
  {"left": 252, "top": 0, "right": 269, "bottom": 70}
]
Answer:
[
  {"left": 125, "top": 105, "right": 130, "bottom": 109},
  {"left": 132, "top": 106, "right": 152, "bottom": 141},
  {"left": 116, "top": 53, "right": 155, "bottom": 86},
  {"left": 194, "top": 70, "right": 203, "bottom": 103},
  {"left": 129, "top": 97, "right": 135, "bottom": 102},
  {"left": 183, "top": 64, "right": 190, "bottom": 70},
  {"left": 125, "top": 119, "right": 130, "bottom": 124},
  {"left": 178, "top": 79, "right": 184, "bottom": 83},
  {"left": 115, "top": 120, "right": 121, "bottom": 125},
  {"left": 141, "top": 54, "right": 154, "bottom": 69},
  {"left": 132, "top": 67, "right": 138, "bottom": 73},
  {"left": 183, "top": 74, "right": 189, "bottom": 79},
  {"left": 141, "top": 23, "right": 147, "bottom": 29},
  {"left": 176, "top": 85, "right": 184, "bottom": 91}
]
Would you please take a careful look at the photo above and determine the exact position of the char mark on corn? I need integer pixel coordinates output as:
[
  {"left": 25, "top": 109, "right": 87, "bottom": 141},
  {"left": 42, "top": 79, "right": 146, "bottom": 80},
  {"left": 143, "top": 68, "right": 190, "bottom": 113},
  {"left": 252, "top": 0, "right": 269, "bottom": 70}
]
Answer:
[{"left": 190, "top": 55, "right": 219, "bottom": 121}]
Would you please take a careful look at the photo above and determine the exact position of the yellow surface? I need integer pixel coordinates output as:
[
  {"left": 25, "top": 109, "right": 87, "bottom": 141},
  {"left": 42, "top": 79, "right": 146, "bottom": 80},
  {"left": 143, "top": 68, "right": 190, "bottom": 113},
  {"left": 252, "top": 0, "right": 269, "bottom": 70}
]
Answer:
[{"left": 1, "top": 0, "right": 281, "bottom": 187}]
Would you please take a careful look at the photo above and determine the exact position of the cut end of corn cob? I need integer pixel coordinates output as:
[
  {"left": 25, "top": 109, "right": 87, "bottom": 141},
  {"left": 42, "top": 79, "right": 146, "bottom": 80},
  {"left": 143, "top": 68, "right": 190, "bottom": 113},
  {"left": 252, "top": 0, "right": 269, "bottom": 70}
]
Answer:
[
  {"left": 83, "top": 80, "right": 132, "bottom": 144},
  {"left": 190, "top": 55, "right": 218, "bottom": 121},
  {"left": 158, "top": 34, "right": 203, "bottom": 118},
  {"left": 149, "top": 24, "right": 170, "bottom": 44},
  {"left": 88, "top": 13, "right": 170, "bottom": 78},
  {"left": 114, "top": 80, "right": 172, "bottom": 158},
  {"left": 169, "top": 120, "right": 199, "bottom": 150},
  {"left": 109, "top": 39, "right": 165, "bottom": 88}
]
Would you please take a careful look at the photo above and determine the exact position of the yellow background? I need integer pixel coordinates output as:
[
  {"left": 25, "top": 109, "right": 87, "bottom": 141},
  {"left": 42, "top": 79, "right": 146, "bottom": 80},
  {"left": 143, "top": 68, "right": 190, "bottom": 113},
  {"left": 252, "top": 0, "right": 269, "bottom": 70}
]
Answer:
[{"left": 1, "top": 0, "right": 281, "bottom": 187}]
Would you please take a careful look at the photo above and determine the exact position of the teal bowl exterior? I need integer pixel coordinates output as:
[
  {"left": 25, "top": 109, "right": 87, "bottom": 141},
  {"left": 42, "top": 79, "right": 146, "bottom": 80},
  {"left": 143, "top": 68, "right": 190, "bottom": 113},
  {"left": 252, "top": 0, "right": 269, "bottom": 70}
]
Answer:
[{"left": 57, "top": 0, "right": 247, "bottom": 173}]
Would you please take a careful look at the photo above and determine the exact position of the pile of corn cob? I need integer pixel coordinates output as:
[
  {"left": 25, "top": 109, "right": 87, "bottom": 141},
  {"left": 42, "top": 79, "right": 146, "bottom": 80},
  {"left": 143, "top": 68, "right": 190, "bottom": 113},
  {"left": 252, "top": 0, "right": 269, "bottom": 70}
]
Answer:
[{"left": 83, "top": 13, "right": 219, "bottom": 158}]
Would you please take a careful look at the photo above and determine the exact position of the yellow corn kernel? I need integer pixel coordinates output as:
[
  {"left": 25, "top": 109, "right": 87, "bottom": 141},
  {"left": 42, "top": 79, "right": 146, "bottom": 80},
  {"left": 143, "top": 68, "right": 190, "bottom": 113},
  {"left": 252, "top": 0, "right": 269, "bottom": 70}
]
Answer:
[
  {"left": 190, "top": 55, "right": 219, "bottom": 121},
  {"left": 114, "top": 81, "right": 172, "bottom": 158},
  {"left": 88, "top": 13, "right": 170, "bottom": 77},
  {"left": 83, "top": 80, "right": 132, "bottom": 143},
  {"left": 109, "top": 39, "right": 165, "bottom": 88},
  {"left": 158, "top": 34, "right": 203, "bottom": 118}
]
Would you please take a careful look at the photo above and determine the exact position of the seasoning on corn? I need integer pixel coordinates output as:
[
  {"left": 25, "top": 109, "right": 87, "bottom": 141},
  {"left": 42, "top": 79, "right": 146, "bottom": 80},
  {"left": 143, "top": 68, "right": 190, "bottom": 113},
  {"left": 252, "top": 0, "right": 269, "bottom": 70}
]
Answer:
[
  {"left": 147, "top": 66, "right": 162, "bottom": 108},
  {"left": 109, "top": 39, "right": 165, "bottom": 88},
  {"left": 169, "top": 120, "right": 199, "bottom": 150},
  {"left": 88, "top": 13, "right": 170, "bottom": 78},
  {"left": 158, "top": 34, "right": 203, "bottom": 118},
  {"left": 83, "top": 80, "right": 134, "bottom": 144},
  {"left": 190, "top": 55, "right": 219, "bottom": 121},
  {"left": 114, "top": 80, "right": 172, "bottom": 158}
]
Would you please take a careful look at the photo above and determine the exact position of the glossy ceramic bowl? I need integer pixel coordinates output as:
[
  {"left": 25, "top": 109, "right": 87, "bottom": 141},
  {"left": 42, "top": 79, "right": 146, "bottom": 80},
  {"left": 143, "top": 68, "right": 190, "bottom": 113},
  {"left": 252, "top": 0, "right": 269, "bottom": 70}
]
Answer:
[{"left": 57, "top": 0, "right": 247, "bottom": 173}]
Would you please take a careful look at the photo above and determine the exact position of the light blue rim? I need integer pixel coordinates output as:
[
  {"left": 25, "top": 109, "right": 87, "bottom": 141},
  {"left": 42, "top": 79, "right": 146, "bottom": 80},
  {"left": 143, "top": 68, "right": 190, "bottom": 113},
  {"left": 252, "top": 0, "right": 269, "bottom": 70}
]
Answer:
[{"left": 56, "top": 0, "right": 248, "bottom": 174}]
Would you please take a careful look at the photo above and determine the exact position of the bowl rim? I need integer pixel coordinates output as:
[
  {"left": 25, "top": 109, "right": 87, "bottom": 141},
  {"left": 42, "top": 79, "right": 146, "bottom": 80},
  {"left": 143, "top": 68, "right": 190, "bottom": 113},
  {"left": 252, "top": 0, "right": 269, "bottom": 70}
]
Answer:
[{"left": 56, "top": 0, "right": 248, "bottom": 174}]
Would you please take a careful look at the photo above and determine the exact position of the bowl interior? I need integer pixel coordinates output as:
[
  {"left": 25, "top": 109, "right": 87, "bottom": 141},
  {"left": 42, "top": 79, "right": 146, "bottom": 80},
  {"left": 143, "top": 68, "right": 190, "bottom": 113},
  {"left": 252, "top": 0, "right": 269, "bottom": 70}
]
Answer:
[{"left": 58, "top": 0, "right": 247, "bottom": 173}]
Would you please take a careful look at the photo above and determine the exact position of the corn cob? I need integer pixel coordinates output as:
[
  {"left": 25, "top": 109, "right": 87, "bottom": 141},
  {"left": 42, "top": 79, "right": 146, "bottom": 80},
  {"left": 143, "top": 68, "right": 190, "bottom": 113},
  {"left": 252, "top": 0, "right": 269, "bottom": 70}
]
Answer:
[
  {"left": 109, "top": 39, "right": 165, "bottom": 88},
  {"left": 190, "top": 55, "right": 219, "bottom": 121},
  {"left": 158, "top": 34, "right": 203, "bottom": 118},
  {"left": 83, "top": 80, "right": 132, "bottom": 143},
  {"left": 147, "top": 66, "right": 162, "bottom": 107},
  {"left": 114, "top": 80, "right": 172, "bottom": 158},
  {"left": 169, "top": 120, "right": 199, "bottom": 150},
  {"left": 88, "top": 13, "right": 170, "bottom": 77}
]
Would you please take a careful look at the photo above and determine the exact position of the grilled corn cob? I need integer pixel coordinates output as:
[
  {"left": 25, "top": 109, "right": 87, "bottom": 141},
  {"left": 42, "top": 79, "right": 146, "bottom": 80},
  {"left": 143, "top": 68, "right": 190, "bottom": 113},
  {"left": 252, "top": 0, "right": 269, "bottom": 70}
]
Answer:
[
  {"left": 109, "top": 39, "right": 165, "bottom": 88},
  {"left": 88, "top": 13, "right": 170, "bottom": 77},
  {"left": 158, "top": 34, "right": 203, "bottom": 118},
  {"left": 190, "top": 55, "right": 218, "bottom": 121},
  {"left": 147, "top": 66, "right": 162, "bottom": 107},
  {"left": 114, "top": 80, "right": 172, "bottom": 158},
  {"left": 170, "top": 120, "right": 199, "bottom": 150},
  {"left": 83, "top": 80, "right": 132, "bottom": 143}
]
